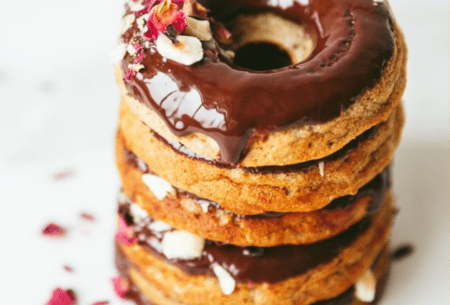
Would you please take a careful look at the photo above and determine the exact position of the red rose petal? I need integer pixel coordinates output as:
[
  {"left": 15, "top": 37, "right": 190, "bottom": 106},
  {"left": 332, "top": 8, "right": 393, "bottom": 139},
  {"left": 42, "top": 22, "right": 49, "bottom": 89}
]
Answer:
[
  {"left": 42, "top": 223, "right": 66, "bottom": 237},
  {"left": 45, "top": 288, "right": 76, "bottom": 305},
  {"left": 63, "top": 265, "right": 74, "bottom": 273},
  {"left": 115, "top": 215, "right": 137, "bottom": 245},
  {"left": 111, "top": 276, "right": 129, "bottom": 298},
  {"left": 122, "top": 68, "right": 135, "bottom": 82},
  {"left": 91, "top": 301, "right": 109, "bottom": 305},
  {"left": 145, "top": 0, "right": 187, "bottom": 41},
  {"left": 133, "top": 44, "right": 145, "bottom": 63},
  {"left": 53, "top": 170, "right": 74, "bottom": 181},
  {"left": 80, "top": 212, "right": 95, "bottom": 222}
]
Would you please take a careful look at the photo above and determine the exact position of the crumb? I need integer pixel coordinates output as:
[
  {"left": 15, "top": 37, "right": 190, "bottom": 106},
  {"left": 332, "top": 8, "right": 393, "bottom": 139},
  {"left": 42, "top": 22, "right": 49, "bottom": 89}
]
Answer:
[{"left": 391, "top": 244, "right": 414, "bottom": 261}]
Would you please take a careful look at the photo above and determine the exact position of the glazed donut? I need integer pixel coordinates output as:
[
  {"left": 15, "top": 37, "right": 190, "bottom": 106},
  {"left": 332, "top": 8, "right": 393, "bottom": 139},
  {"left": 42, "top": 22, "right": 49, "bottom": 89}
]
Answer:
[
  {"left": 112, "top": 0, "right": 407, "bottom": 303},
  {"left": 116, "top": 0, "right": 406, "bottom": 167}
]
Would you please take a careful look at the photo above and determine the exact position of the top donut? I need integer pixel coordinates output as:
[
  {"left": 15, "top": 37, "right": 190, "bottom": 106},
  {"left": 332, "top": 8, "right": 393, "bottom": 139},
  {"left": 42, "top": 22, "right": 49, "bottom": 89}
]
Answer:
[{"left": 115, "top": 0, "right": 406, "bottom": 167}]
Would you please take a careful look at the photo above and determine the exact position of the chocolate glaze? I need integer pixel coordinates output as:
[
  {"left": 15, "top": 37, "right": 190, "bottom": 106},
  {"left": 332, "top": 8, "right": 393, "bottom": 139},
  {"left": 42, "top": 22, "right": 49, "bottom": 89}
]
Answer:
[
  {"left": 123, "top": 141, "right": 390, "bottom": 217},
  {"left": 121, "top": 0, "right": 395, "bottom": 164},
  {"left": 119, "top": 202, "right": 373, "bottom": 284},
  {"left": 391, "top": 244, "right": 414, "bottom": 262},
  {"left": 116, "top": 244, "right": 381, "bottom": 305}
]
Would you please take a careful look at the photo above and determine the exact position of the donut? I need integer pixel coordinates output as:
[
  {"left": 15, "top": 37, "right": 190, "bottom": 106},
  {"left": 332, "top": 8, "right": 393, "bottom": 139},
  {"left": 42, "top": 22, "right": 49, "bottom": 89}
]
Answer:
[
  {"left": 111, "top": 0, "right": 407, "bottom": 304},
  {"left": 115, "top": 0, "right": 406, "bottom": 167}
]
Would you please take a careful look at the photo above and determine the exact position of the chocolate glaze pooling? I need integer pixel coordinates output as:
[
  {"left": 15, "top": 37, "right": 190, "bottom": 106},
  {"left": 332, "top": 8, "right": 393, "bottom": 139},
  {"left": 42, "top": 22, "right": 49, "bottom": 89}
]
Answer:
[
  {"left": 122, "top": 0, "right": 395, "bottom": 164},
  {"left": 116, "top": 243, "right": 381, "bottom": 305},
  {"left": 119, "top": 202, "right": 373, "bottom": 284}
]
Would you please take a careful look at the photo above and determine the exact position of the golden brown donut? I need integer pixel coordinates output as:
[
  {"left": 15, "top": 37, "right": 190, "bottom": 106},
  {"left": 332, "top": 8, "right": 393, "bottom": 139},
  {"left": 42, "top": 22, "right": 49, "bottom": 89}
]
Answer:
[
  {"left": 118, "top": 100, "right": 404, "bottom": 214},
  {"left": 115, "top": 196, "right": 395, "bottom": 305},
  {"left": 117, "top": 134, "right": 392, "bottom": 246}
]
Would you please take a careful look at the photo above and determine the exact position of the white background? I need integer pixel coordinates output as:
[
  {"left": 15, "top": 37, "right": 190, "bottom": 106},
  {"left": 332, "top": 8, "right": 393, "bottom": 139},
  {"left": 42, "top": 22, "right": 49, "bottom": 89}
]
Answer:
[{"left": 0, "top": 0, "right": 448, "bottom": 304}]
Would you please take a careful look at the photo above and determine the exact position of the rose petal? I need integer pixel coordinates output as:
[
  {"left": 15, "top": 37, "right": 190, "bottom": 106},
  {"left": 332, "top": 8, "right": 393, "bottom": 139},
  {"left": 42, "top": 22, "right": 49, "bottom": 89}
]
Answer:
[
  {"left": 115, "top": 215, "right": 137, "bottom": 245},
  {"left": 45, "top": 288, "right": 76, "bottom": 305},
  {"left": 80, "top": 212, "right": 95, "bottom": 222},
  {"left": 42, "top": 223, "right": 66, "bottom": 237},
  {"left": 145, "top": 0, "right": 187, "bottom": 41},
  {"left": 133, "top": 44, "right": 145, "bottom": 62},
  {"left": 91, "top": 301, "right": 109, "bottom": 305},
  {"left": 111, "top": 276, "right": 129, "bottom": 298},
  {"left": 122, "top": 67, "right": 135, "bottom": 82}
]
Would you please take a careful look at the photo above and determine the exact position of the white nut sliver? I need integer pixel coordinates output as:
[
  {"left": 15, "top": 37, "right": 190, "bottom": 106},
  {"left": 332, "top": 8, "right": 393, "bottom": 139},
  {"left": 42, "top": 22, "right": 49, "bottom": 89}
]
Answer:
[
  {"left": 130, "top": 203, "right": 149, "bottom": 223},
  {"left": 355, "top": 269, "right": 376, "bottom": 302},
  {"left": 213, "top": 264, "right": 236, "bottom": 295},
  {"left": 162, "top": 231, "right": 205, "bottom": 260},
  {"left": 318, "top": 161, "right": 325, "bottom": 177},
  {"left": 156, "top": 34, "right": 204, "bottom": 66},
  {"left": 267, "top": 0, "right": 295, "bottom": 9},
  {"left": 137, "top": 14, "right": 150, "bottom": 32},
  {"left": 142, "top": 173, "right": 176, "bottom": 200},
  {"left": 149, "top": 220, "right": 173, "bottom": 232},
  {"left": 184, "top": 17, "right": 212, "bottom": 41}
]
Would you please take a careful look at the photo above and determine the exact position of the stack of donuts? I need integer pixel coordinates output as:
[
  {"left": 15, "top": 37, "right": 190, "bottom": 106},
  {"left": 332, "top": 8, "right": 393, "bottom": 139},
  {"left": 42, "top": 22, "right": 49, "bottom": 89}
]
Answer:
[{"left": 113, "top": 0, "right": 407, "bottom": 304}]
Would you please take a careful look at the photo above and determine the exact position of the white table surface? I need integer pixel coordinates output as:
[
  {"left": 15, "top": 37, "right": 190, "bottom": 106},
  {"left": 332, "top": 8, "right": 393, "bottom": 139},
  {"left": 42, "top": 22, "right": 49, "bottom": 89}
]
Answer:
[{"left": 0, "top": 0, "right": 448, "bottom": 304}]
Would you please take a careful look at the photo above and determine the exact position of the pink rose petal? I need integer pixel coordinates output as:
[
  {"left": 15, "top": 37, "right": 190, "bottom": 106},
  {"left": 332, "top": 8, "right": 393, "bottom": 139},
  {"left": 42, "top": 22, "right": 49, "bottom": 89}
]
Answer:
[
  {"left": 115, "top": 215, "right": 137, "bottom": 245},
  {"left": 144, "top": 0, "right": 187, "bottom": 41},
  {"left": 133, "top": 44, "right": 145, "bottom": 63},
  {"left": 91, "top": 301, "right": 109, "bottom": 305},
  {"left": 63, "top": 265, "right": 74, "bottom": 273},
  {"left": 122, "top": 68, "right": 135, "bottom": 82},
  {"left": 42, "top": 223, "right": 66, "bottom": 237},
  {"left": 80, "top": 212, "right": 95, "bottom": 222},
  {"left": 111, "top": 276, "right": 129, "bottom": 298},
  {"left": 45, "top": 288, "right": 76, "bottom": 305}
]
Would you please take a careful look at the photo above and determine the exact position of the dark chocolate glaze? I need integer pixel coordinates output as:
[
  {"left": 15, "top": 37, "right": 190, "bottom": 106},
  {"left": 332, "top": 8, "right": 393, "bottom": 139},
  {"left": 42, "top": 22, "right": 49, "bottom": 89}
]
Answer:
[
  {"left": 121, "top": 0, "right": 395, "bottom": 164},
  {"left": 116, "top": 244, "right": 366, "bottom": 305},
  {"left": 391, "top": 244, "right": 414, "bottom": 262},
  {"left": 119, "top": 202, "right": 372, "bottom": 284}
]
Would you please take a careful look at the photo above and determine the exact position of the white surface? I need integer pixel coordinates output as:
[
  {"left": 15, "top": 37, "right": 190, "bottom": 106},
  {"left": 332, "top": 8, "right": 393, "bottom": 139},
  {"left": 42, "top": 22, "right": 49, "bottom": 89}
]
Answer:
[{"left": 0, "top": 0, "right": 448, "bottom": 304}]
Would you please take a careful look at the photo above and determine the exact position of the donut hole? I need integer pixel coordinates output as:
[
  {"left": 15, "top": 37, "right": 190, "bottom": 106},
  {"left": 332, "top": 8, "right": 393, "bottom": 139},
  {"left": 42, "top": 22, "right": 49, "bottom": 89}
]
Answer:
[
  {"left": 229, "top": 12, "right": 315, "bottom": 71},
  {"left": 233, "top": 43, "right": 292, "bottom": 71}
]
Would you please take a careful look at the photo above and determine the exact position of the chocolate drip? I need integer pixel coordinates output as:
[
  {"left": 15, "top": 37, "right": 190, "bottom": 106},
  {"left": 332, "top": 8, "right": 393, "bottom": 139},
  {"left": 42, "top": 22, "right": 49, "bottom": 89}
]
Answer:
[
  {"left": 119, "top": 203, "right": 372, "bottom": 284},
  {"left": 116, "top": 244, "right": 377, "bottom": 305},
  {"left": 122, "top": 0, "right": 395, "bottom": 164}
]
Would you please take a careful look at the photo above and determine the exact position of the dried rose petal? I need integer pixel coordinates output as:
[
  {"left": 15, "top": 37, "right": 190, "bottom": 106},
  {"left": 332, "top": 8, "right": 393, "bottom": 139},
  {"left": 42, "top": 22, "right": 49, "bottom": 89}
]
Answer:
[
  {"left": 42, "top": 223, "right": 66, "bottom": 237},
  {"left": 111, "top": 276, "right": 129, "bottom": 298},
  {"left": 115, "top": 215, "right": 137, "bottom": 245},
  {"left": 80, "top": 212, "right": 95, "bottom": 222},
  {"left": 144, "top": 0, "right": 187, "bottom": 41},
  {"left": 133, "top": 44, "right": 145, "bottom": 62},
  {"left": 63, "top": 265, "right": 74, "bottom": 273},
  {"left": 45, "top": 288, "right": 76, "bottom": 305},
  {"left": 215, "top": 22, "right": 232, "bottom": 45},
  {"left": 53, "top": 170, "right": 74, "bottom": 181},
  {"left": 122, "top": 68, "right": 135, "bottom": 82},
  {"left": 91, "top": 301, "right": 109, "bottom": 305}
]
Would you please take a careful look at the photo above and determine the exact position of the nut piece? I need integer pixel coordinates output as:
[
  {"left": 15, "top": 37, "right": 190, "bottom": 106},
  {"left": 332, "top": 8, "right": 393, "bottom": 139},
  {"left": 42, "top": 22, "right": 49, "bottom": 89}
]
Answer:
[
  {"left": 355, "top": 269, "right": 376, "bottom": 302},
  {"left": 156, "top": 34, "right": 203, "bottom": 65},
  {"left": 318, "top": 161, "right": 325, "bottom": 177},
  {"left": 130, "top": 203, "right": 149, "bottom": 223},
  {"left": 267, "top": 0, "right": 295, "bottom": 9},
  {"left": 149, "top": 220, "right": 173, "bottom": 232},
  {"left": 184, "top": 17, "right": 212, "bottom": 41},
  {"left": 162, "top": 230, "right": 205, "bottom": 259},
  {"left": 142, "top": 173, "right": 176, "bottom": 200},
  {"left": 213, "top": 264, "right": 236, "bottom": 295}
]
